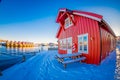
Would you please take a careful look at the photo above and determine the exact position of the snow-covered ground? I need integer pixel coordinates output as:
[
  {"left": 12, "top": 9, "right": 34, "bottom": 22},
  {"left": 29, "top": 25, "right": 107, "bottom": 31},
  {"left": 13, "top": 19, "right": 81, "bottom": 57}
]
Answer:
[
  {"left": 115, "top": 46, "right": 120, "bottom": 80},
  {"left": 0, "top": 48, "right": 118, "bottom": 80}
]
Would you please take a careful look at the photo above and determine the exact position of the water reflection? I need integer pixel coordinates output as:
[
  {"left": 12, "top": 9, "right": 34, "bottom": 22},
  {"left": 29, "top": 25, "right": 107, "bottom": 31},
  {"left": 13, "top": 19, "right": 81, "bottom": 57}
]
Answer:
[
  {"left": 0, "top": 46, "right": 41, "bottom": 71},
  {"left": 39, "top": 46, "right": 48, "bottom": 51},
  {"left": 115, "top": 47, "right": 120, "bottom": 80},
  {"left": 0, "top": 46, "right": 55, "bottom": 55},
  {"left": 3, "top": 47, "right": 40, "bottom": 54}
]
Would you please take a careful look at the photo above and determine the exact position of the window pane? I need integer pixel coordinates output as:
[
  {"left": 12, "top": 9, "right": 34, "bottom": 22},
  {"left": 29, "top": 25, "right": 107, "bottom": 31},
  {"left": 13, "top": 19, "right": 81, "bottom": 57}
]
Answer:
[
  {"left": 59, "top": 40, "right": 62, "bottom": 49},
  {"left": 80, "top": 45, "right": 82, "bottom": 50},
  {"left": 65, "top": 20, "right": 68, "bottom": 28},
  {"left": 79, "top": 37, "right": 82, "bottom": 41},
  {"left": 63, "top": 39, "right": 66, "bottom": 49},
  {"left": 67, "top": 39, "right": 72, "bottom": 49},
  {"left": 70, "top": 20, "right": 72, "bottom": 25},
  {"left": 84, "top": 45, "right": 87, "bottom": 51},
  {"left": 79, "top": 37, "right": 83, "bottom": 51},
  {"left": 83, "top": 36, "right": 87, "bottom": 41},
  {"left": 68, "top": 43, "right": 71, "bottom": 49},
  {"left": 61, "top": 40, "right": 63, "bottom": 49},
  {"left": 59, "top": 39, "right": 66, "bottom": 50},
  {"left": 83, "top": 36, "right": 88, "bottom": 51}
]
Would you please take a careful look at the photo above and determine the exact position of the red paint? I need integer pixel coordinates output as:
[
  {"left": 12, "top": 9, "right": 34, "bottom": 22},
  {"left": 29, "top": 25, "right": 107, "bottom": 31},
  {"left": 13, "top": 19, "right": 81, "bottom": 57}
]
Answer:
[{"left": 56, "top": 8, "right": 116, "bottom": 65}]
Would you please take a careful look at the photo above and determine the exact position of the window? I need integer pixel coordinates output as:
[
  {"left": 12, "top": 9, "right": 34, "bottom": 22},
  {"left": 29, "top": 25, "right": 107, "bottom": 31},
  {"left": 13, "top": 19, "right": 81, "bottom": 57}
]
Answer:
[
  {"left": 65, "top": 15, "right": 74, "bottom": 28},
  {"left": 67, "top": 37, "right": 72, "bottom": 53},
  {"left": 59, "top": 39, "right": 66, "bottom": 50},
  {"left": 67, "top": 37, "right": 72, "bottom": 49},
  {"left": 78, "top": 34, "right": 88, "bottom": 53}
]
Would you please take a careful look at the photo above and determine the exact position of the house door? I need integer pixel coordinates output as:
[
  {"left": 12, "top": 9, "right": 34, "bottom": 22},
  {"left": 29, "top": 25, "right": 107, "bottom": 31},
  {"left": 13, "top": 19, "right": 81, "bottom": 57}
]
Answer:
[{"left": 67, "top": 37, "right": 72, "bottom": 54}]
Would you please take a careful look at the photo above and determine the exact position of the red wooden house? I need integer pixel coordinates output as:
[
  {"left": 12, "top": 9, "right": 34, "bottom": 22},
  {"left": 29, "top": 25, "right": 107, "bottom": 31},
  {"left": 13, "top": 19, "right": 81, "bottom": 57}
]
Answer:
[{"left": 56, "top": 8, "right": 116, "bottom": 65}]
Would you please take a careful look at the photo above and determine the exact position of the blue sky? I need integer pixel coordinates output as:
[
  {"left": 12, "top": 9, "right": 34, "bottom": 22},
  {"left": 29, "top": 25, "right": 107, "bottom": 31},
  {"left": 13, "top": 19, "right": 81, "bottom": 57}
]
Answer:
[{"left": 0, "top": 0, "right": 120, "bottom": 43}]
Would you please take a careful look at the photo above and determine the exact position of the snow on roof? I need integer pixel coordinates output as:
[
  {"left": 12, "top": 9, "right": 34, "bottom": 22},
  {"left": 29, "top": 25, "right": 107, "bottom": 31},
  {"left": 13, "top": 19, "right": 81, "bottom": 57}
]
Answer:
[
  {"left": 56, "top": 8, "right": 116, "bottom": 38},
  {"left": 56, "top": 8, "right": 103, "bottom": 22}
]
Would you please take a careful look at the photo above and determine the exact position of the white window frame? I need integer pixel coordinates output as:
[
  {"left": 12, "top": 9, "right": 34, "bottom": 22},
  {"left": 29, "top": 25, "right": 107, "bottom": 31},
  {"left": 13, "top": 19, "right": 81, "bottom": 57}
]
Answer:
[
  {"left": 65, "top": 15, "right": 74, "bottom": 29},
  {"left": 78, "top": 33, "right": 88, "bottom": 53}
]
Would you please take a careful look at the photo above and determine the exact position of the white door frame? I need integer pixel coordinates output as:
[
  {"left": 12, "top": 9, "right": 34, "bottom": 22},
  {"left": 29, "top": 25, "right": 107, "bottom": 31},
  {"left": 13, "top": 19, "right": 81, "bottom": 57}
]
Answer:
[{"left": 67, "top": 37, "right": 72, "bottom": 54}]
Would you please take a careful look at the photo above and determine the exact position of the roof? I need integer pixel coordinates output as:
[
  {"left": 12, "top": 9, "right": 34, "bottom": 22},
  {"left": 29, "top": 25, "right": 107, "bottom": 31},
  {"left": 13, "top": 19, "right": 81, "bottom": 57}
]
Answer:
[
  {"left": 56, "top": 8, "right": 116, "bottom": 38},
  {"left": 56, "top": 8, "right": 103, "bottom": 23}
]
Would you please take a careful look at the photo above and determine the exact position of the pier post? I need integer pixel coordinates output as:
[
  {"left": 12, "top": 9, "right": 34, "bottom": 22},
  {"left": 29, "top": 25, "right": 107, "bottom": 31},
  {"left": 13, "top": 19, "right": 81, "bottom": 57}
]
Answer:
[
  {"left": 0, "top": 70, "right": 2, "bottom": 76},
  {"left": 33, "top": 52, "right": 36, "bottom": 55},
  {"left": 22, "top": 55, "right": 26, "bottom": 62}
]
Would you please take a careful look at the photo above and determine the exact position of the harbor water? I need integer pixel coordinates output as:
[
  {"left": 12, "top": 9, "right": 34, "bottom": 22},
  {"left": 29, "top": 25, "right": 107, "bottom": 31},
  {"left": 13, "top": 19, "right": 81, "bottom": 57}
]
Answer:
[{"left": 0, "top": 46, "right": 40, "bottom": 70}]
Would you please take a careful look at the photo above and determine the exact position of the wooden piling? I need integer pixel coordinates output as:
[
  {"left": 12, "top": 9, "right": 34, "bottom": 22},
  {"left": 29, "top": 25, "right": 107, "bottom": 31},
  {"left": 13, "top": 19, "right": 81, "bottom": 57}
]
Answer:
[
  {"left": 0, "top": 70, "right": 2, "bottom": 76},
  {"left": 22, "top": 55, "right": 26, "bottom": 62}
]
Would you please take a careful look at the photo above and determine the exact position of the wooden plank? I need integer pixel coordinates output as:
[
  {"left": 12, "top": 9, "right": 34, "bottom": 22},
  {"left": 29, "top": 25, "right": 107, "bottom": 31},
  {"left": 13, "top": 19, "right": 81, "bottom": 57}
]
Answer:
[
  {"left": 56, "top": 53, "right": 82, "bottom": 58},
  {"left": 62, "top": 57, "right": 86, "bottom": 64},
  {"left": 55, "top": 55, "right": 63, "bottom": 63}
]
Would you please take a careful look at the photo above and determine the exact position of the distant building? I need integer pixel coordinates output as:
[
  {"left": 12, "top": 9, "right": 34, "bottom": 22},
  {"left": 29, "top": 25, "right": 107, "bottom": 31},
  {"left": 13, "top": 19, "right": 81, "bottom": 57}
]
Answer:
[
  {"left": 116, "top": 36, "right": 120, "bottom": 41},
  {"left": 116, "top": 36, "right": 120, "bottom": 45},
  {"left": 56, "top": 8, "right": 116, "bottom": 65}
]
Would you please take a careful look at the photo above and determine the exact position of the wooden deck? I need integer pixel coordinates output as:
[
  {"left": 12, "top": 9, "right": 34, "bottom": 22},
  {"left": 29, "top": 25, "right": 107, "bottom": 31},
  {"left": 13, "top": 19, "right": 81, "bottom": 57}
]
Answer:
[{"left": 55, "top": 53, "right": 86, "bottom": 68}]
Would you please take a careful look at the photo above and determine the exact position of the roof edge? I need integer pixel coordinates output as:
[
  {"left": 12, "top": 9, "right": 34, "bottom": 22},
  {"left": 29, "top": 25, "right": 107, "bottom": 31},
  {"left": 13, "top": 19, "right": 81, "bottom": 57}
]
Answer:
[
  {"left": 102, "top": 19, "right": 116, "bottom": 37},
  {"left": 56, "top": 8, "right": 103, "bottom": 22},
  {"left": 73, "top": 12, "right": 102, "bottom": 22}
]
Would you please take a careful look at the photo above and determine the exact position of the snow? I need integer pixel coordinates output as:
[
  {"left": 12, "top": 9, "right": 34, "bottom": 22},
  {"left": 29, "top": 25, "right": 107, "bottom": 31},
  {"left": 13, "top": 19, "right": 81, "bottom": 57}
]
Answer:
[{"left": 0, "top": 48, "right": 117, "bottom": 80}]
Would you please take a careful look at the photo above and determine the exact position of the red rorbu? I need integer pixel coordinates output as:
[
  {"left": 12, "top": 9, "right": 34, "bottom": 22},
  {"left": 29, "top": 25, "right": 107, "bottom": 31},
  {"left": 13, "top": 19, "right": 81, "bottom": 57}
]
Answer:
[{"left": 56, "top": 8, "right": 116, "bottom": 65}]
